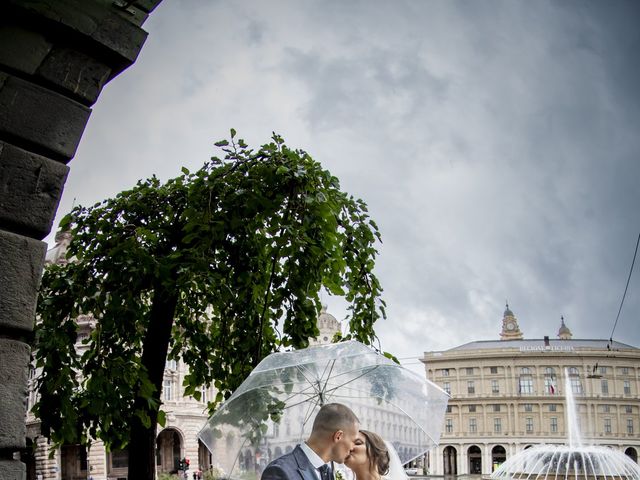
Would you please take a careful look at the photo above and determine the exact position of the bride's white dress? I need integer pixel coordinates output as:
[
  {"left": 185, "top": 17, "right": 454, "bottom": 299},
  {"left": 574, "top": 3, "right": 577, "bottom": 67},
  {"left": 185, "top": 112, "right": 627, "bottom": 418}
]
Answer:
[{"left": 383, "top": 440, "right": 409, "bottom": 480}]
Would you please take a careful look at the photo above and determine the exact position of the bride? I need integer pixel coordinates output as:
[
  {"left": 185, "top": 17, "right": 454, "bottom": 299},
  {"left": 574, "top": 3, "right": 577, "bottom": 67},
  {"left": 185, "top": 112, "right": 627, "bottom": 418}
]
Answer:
[{"left": 341, "top": 430, "right": 409, "bottom": 480}]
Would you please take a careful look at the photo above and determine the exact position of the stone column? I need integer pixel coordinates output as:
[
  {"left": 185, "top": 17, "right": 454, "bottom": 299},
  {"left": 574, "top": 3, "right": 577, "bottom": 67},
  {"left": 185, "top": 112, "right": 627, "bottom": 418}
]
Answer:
[{"left": 0, "top": 2, "right": 162, "bottom": 479}]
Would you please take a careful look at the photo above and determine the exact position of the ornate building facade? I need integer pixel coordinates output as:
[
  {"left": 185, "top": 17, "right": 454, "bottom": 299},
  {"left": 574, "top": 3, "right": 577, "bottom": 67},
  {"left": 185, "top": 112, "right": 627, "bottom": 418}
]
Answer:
[{"left": 422, "top": 306, "right": 640, "bottom": 476}]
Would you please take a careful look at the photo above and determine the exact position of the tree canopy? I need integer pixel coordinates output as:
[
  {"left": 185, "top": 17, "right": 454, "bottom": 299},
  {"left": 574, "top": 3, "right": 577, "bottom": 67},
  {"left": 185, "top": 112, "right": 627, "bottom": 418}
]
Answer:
[{"left": 34, "top": 131, "right": 385, "bottom": 478}]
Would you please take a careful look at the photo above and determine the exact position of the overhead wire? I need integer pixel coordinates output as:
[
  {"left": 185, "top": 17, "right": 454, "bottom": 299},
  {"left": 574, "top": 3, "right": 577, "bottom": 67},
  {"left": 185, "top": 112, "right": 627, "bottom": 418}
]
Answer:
[{"left": 608, "top": 232, "right": 640, "bottom": 348}]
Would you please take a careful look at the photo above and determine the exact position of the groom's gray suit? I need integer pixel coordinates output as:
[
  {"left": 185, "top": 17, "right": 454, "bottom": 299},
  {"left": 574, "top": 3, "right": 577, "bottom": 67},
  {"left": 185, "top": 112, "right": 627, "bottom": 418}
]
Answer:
[{"left": 261, "top": 445, "right": 331, "bottom": 480}]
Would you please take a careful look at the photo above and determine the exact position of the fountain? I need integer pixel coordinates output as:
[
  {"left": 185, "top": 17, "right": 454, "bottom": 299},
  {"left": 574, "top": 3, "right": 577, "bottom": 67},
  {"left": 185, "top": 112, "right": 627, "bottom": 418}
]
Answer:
[{"left": 491, "top": 368, "right": 640, "bottom": 480}]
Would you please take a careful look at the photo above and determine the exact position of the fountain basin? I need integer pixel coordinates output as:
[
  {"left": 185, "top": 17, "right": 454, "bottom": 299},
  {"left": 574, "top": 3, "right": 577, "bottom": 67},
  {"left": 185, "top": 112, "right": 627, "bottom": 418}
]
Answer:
[{"left": 491, "top": 444, "right": 640, "bottom": 480}]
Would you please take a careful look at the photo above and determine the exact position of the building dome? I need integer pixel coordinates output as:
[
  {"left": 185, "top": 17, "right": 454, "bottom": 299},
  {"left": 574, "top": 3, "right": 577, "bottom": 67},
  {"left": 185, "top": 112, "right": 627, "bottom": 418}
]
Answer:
[
  {"left": 311, "top": 305, "right": 341, "bottom": 345},
  {"left": 558, "top": 316, "right": 573, "bottom": 340},
  {"left": 318, "top": 305, "right": 339, "bottom": 330},
  {"left": 504, "top": 303, "right": 514, "bottom": 318}
]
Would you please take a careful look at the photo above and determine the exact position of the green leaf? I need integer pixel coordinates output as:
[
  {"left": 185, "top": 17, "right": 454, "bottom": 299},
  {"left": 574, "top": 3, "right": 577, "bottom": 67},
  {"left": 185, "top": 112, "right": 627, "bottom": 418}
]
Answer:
[{"left": 157, "top": 410, "right": 167, "bottom": 428}]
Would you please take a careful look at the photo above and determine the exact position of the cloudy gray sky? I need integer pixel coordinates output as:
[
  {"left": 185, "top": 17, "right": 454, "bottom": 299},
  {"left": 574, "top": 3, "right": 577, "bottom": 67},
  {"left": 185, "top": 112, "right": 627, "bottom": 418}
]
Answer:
[{"left": 47, "top": 0, "right": 640, "bottom": 373}]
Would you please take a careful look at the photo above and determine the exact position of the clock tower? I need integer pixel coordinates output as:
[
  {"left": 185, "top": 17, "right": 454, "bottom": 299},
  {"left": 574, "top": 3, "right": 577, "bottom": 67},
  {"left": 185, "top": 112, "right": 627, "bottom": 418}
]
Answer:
[{"left": 500, "top": 302, "right": 524, "bottom": 340}]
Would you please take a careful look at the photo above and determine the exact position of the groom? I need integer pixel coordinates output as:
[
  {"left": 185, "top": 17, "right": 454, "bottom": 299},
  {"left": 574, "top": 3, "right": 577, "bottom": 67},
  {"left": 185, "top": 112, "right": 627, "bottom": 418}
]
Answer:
[{"left": 261, "top": 403, "right": 360, "bottom": 480}]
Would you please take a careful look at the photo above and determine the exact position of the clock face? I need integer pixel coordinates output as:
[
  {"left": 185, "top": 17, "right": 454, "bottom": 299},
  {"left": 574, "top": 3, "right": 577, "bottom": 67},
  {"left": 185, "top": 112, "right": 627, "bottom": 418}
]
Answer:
[{"left": 506, "top": 321, "right": 516, "bottom": 331}]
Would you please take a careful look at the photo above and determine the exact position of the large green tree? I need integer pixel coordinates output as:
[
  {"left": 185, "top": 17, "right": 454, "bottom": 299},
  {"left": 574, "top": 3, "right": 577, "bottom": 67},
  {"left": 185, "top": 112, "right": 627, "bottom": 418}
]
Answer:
[{"left": 34, "top": 132, "right": 385, "bottom": 479}]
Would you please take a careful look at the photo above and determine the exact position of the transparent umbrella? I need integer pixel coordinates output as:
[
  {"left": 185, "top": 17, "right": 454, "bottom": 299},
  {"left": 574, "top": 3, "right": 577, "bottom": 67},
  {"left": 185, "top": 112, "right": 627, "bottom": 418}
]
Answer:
[{"left": 198, "top": 341, "right": 448, "bottom": 480}]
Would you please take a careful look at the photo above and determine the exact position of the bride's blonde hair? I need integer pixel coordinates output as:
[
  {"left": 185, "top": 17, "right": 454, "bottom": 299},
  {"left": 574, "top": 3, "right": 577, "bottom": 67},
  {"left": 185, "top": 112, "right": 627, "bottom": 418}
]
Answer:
[{"left": 360, "top": 430, "right": 390, "bottom": 476}]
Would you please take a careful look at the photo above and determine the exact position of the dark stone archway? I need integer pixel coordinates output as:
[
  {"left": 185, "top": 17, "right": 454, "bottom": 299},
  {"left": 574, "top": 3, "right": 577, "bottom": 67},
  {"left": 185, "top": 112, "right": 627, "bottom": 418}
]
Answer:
[
  {"left": 156, "top": 428, "right": 183, "bottom": 474},
  {"left": 0, "top": 1, "right": 163, "bottom": 478},
  {"left": 468, "top": 445, "right": 482, "bottom": 474},
  {"left": 443, "top": 446, "right": 457, "bottom": 475},
  {"left": 491, "top": 445, "right": 506, "bottom": 472}
]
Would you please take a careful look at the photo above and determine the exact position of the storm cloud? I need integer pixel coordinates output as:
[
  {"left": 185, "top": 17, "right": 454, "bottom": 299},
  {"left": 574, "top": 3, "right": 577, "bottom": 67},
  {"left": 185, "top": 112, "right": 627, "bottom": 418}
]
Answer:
[{"left": 48, "top": 0, "right": 640, "bottom": 372}]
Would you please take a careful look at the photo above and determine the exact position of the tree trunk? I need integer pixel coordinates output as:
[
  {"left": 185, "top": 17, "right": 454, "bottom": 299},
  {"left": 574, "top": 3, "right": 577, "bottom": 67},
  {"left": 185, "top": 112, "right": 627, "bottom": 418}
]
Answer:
[{"left": 127, "top": 280, "right": 179, "bottom": 480}]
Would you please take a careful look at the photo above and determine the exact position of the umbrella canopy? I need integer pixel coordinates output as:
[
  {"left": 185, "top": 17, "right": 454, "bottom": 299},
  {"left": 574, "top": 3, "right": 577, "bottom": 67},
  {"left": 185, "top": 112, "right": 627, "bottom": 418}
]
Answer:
[{"left": 198, "top": 341, "right": 448, "bottom": 479}]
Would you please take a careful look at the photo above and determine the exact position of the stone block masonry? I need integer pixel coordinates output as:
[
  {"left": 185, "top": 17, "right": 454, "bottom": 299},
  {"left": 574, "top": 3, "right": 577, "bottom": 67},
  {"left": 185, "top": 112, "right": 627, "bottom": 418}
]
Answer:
[
  {"left": 0, "top": 74, "right": 91, "bottom": 162},
  {"left": 0, "top": 1, "right": 163, "bottom": 479},
  {"left": 0, "top": 231, "right": 46, "bottom": 332},
  {"left": 0, "top": 142, "right": 69, "bottom": 239},
  {"left": 0, "top": 339, "right": 31, "bottom": 449}
]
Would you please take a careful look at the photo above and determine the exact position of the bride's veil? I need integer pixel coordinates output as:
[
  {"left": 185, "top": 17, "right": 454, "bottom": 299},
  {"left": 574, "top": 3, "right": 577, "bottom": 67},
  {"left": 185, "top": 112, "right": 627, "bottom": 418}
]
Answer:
[{"left": 383, "top": 441, "right": 409, "bottom": 480}]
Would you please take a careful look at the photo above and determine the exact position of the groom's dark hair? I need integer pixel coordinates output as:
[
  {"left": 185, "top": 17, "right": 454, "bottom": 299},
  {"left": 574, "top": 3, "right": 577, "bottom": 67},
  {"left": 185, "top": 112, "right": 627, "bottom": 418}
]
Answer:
[{"left": 312, "top": 403, "right": 359, "bottom": 433}]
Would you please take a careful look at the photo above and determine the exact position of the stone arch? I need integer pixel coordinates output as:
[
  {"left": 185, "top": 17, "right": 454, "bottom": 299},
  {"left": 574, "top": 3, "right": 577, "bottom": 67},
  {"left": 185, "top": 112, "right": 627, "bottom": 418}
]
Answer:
[
  {"left": 198, "top": 439, "right": 212, "bottom": 471},
  {"left": 491, "top": 445, "right": 506, "bottom": 472},
  {"left": 467, "top": 445, "right": 482, "bottom": 474},
  {"left": 156, "top": 427, "right": 184, "bottom": 473},
  {"left": 0, "top": 3, "right": 164, "bottom": 479},
  {"left": 625, "top": 447, "right": 638, "bottom": 463},
  {"left": 443, "top": 446, "right": 457, "bottom": 475}
]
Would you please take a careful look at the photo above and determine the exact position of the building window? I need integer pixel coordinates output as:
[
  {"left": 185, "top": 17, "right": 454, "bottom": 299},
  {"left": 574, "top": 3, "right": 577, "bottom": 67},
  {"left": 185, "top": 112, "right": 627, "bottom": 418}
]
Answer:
[
  {"left": 521, "top": 367, "right": 531, "bottom": 374},
  {"left": 446, "top": 405, "right": 452, "bottom": 413},
  {"left": 570, "top": 378, "right": 582, "bottom": 394},
  {"left": 549, "top": 404, "right": 557, "bottom": 412},
  {"left": 493, "top": 404, "right": 501, "bottom": 412},
  {"left": 200, "top": 385, "right": 208, "bottom": 403},
  {"left": 519, "top": 376, "right": 533, "bottom": 394},
  {"left": 445, "top": 419, "right": 453, "bottom": 433},
  {"left": 601, "top": 379, "right": 609, "bottom": 395},
  {"left": 469, "top": 405, "right": 477, "bottom": 413},
  {"left": 625, "top": 406, "right": 633, "bottom": 414},
  {"left": 166, "top": 359, "right": 177, "bottom": 370},
  {"left": 466, "top": 367, "right": 474, "bottom": 375},
  {"left": 599, "top": 366, "right": 608, "bottom": 375},
  {"left": 442, "top": 369, "right": 450, "bottom": 377},
  {"left": 551, "top": 417, "right": 558, "bottom": 433},
  {"left": 545, "top": 374, "right": 557, "bottom": 394},
  {"left": 490, "top": 366, "right": 498, "bottom": 374},
  {"left": 524, "top": 403, "right": 533, "bottom": 412},
  {"left": 604, "top": 418, "right": 612, "bottom": 434},
  {"left": 627, "top": 419, "right": 634, "bottom": 434},
  {"left": 621, "top": 367, "right": 630, "bottom": 375},
  {"left": 443, "top": 382, "right": 451, "bottom": 395},
  {"left": 568, "top": 366, "right": 579, "bottom": 375},
  {"left": 624, "top": 380, "right": 631, "bottom": 395},
  {"left": 469, "top": 418, "right": 477, "bottom": 433},
  {"left": 526, "top": 417, "right": 534, "bottom": 433},
  {"left": 468, "top": 381, "right": 475, "bottom": 394},
  {"left": 494, "top": 418, "right": 502, "bottom": 433},
  {"left": 545, "top": 367, "right": 555, "bottom": 374},
  {"left": 603, "top": 405, "right": 611, "bottom": 413},
  {"left": 163, "top": 379, "right": 173, "bottom": 401},
  {"left": 492, "top": 379, "right": 499, "bottom": 394}
]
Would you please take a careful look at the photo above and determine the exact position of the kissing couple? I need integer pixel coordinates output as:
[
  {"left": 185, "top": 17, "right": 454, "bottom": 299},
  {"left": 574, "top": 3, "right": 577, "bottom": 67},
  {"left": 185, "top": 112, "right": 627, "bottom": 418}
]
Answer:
[{"left": 261, "top": 403, "right": 408, "bottom": 480}]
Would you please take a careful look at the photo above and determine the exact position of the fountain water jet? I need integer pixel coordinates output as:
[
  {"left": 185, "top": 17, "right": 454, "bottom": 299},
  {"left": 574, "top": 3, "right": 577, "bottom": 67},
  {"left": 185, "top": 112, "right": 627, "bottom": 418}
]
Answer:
[
  {"left": 491, "top": 368, "right": 640, "bottom": 480},
  {"left": 564, "top": 368, "right": 582, "bottom": 449}
]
